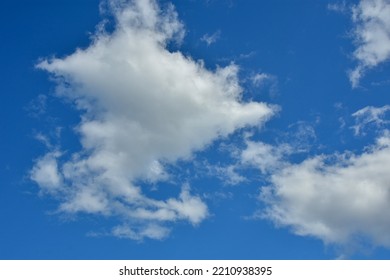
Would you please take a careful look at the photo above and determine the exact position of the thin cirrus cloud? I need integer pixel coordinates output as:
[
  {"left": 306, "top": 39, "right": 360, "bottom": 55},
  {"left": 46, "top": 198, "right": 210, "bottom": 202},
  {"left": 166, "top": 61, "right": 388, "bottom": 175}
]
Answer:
[
  {"left": 349, "top": 0, "right": 390, "bottom": 87},
  {"left": 250, "top": 73, "right": 274, "bottom": 88},
  {"left": 252, "top": 105, "right": 390, "bottom": 250},
  {"left": 30, "top": 0, "right": 276, "bottom": 240},
  {"left": 351, "top": 105, "right": 390, "bottom": 135},
  {"left": 200, "top": 30, "right": 221, "bottom": 46}
]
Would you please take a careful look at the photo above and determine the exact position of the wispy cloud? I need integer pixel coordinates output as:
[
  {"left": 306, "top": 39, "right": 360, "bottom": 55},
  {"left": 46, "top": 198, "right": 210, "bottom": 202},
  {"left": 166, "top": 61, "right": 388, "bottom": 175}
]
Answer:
[
  {"left": 351, "top": 105, "right": 390, "bottom": 135},
  {"left": 31, "top": 0, "right": 275, "bottom": 240},
  {"left": 112, "top": 223, "right": 171, "bottom": 241},
  {"left": 327, "top": 1, "right": 348, "bottom": 13},
  {"left": 204, "top": 162, "right": 247, "bottom": 186},
  {"left": 25, "top": 94, "right": 47, "bottom": 118},
  {"left": 201, "top": 30, "right": 221, "bottom": 46},
  {"left": 251, "top": 73, "right": 273, "bottom": 87},
  {"left": 250, "top": 72, "right": 279, "bottom": 97}
]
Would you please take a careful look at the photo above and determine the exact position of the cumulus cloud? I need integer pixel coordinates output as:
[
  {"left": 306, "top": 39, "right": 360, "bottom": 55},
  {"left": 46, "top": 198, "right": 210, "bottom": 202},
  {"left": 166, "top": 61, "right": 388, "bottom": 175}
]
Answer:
[
  {"left": 261, "top": 129, "right": 390, "bottom": 249},
  {"left": 349, "top": 0, "right": 390, "bottom": 87},
  {"left": 31, "top": 0, "right": 275, "bottom": 240},
  {"left": 30, "top": 152, "right": 63, "bottom": 194},
  {"left": 238, "top": 106, "right": 390, "bottom": 250}
]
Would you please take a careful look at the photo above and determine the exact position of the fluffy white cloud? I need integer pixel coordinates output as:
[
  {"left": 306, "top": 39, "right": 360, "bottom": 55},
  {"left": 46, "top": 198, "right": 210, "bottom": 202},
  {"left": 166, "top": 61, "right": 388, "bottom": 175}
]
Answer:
[
  {"left": 261, "top": 129, "right": 390, "bottom": 248},
  {"left": 30, "top": 152, "right": 63, "bottom": 194},
  {"left": 31, "top": 0, "right": 275, "bottom": 240},
  {"left": 240, "top": 140, "right": 291, "bottom": 174},
  {"left": 349, "top": 0, "right": 390, "bottom": 87}
]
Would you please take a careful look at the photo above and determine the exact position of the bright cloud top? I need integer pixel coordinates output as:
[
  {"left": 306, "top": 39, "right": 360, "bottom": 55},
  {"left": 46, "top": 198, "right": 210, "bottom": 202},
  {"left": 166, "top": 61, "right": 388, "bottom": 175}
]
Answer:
[
  {"left": 349, "top": 0, "right": 390, "bottom": 87},
  {"left": 30, "top": 0, "right": 275, "bottom": 240}
]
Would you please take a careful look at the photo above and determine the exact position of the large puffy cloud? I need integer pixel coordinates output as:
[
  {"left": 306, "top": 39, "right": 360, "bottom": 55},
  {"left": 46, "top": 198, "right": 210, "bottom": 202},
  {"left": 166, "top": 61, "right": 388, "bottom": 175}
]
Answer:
[
  {"left": 260, "top": 129, "right": 390, "bottom": 248},
  {"left": 31, "top": 0, "right": 275, "bottom": 240},
  {"left": 236, "top": 105, "right": 390, "bottom": 250},
  {"left": 349, "top": 0, "right": 390, "bottom": 87}
]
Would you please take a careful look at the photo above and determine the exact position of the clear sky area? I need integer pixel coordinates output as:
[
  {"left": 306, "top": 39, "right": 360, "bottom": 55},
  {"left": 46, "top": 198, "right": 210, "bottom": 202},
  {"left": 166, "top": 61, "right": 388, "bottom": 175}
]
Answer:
[{"left": 1, "top": 0, "right": 390, "bottom": 259}]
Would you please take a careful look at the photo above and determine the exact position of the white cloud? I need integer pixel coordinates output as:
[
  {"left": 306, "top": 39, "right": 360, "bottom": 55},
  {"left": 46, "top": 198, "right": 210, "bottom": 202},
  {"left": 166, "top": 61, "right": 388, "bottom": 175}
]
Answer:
[
  {"left": 238, "top": 121, "right": 316, "bottom": 176},
  {"left": 286, "top": 121, "right": 318, "bottom": 152},
  {"left": 201, "top": 30, "right": 221, "bottom": 46},
  {"left": 218, "top": 165, "right": 246, "bottom": 186},
  {"left": 34, "top": 133, "right": 53, "bottom": 149},
  {"left": 261, "top": 130, "right": 390, "bottom": 249},
  {"left": 166, "top": 185, "right": 208, "bottom": 224},
  {"left": 349, "top": 0, "right": 390, "bottom": 87},
  {"left": 250, "top": 73, "right": 278, "bottom": 90},
  {"left": 250, "top": 72, "right": 279, "bottom": 97},
  {"left": 205, "top": 163, "right": 247, "bottom": 186},
  {"left": 240, "top": 140, "right": 291, "bottom": 174},
  {"left": 351, "top": 105, "right": 390, "bottom": 135},
  {"left": 112, "top": 223, "right": 170, "bottom": 240},
  {"left": 30, "top": 152, "right": 63, "bottom": 194},
  {"left": 251, "top": 73, "right": 272, "bottom": 87},
  {"left": 31, "top": 0, "right": 275, "bottom": 240}
]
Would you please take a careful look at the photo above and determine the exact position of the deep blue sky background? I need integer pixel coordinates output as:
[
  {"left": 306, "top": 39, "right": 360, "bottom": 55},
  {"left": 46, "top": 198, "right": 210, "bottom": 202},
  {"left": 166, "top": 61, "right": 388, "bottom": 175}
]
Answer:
[{"left": 1, "top": 0, "right": 390, "bottom": 259}]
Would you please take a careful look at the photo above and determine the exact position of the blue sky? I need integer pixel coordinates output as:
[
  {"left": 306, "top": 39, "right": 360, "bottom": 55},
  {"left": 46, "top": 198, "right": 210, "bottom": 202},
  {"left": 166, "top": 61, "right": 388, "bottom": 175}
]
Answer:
[{"left": 1, "top": 0, "right": 390, "bottom": 259}]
